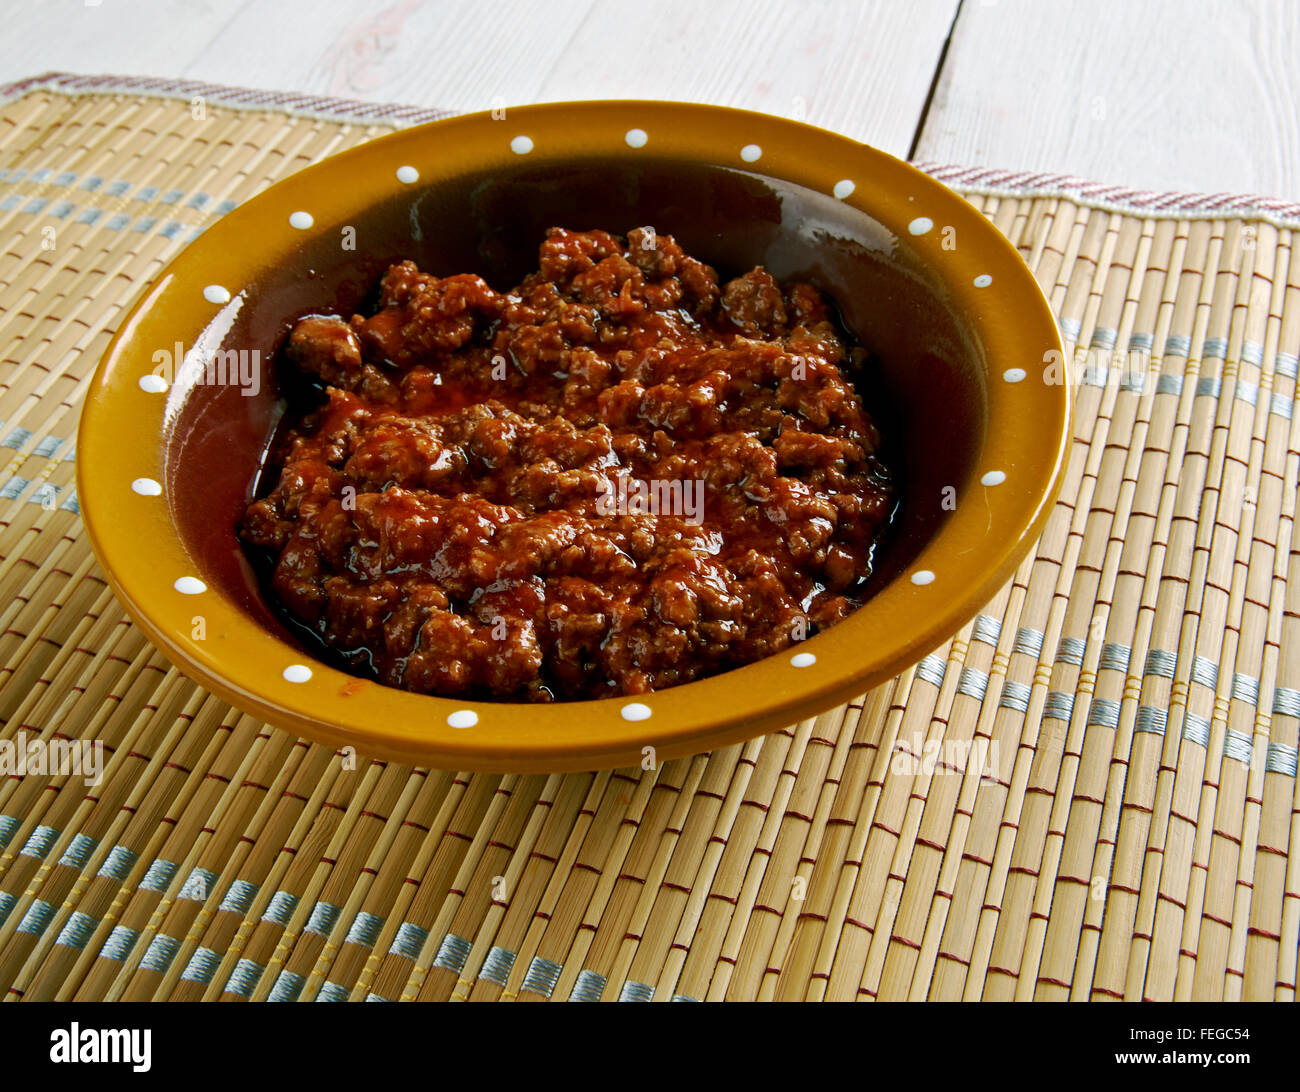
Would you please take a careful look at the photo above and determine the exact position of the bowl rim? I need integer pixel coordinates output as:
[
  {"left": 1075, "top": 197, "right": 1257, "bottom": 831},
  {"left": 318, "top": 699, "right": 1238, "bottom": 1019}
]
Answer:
[{"left": 77, "top": 99, "right": 1069, "bottom": 772}]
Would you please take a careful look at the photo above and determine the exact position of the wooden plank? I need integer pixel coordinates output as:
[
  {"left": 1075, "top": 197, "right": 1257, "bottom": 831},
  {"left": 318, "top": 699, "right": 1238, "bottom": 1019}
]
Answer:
[
  {"left": 915, "top": 0, "right": 1300, "bottom": 200},
  {"left": 532, "top": 0, "right": 961, "bottom": 156},
  {"left": 0, "top": 0, "right": 255, "bottom": 83},
  {"left": 0, "top": 0, "right": 956, "bottom": 161},
  {"left": 189, "top": 0, "right": 957, "bottom": 156},
  {"left": 182, "top": 0, "right": 601, "bottom": 110}
]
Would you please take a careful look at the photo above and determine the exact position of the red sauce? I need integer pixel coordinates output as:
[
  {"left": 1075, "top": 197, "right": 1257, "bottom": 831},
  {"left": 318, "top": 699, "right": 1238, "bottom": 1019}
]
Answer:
[{"left": 240, "top": 228, "right": 895, "bottom": 701}]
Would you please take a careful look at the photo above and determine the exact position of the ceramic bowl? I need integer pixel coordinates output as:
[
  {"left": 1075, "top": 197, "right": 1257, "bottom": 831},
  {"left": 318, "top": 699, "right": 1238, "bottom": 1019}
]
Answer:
[{"left": 77, "top": 101, "right": 1068, "bottom": 772}]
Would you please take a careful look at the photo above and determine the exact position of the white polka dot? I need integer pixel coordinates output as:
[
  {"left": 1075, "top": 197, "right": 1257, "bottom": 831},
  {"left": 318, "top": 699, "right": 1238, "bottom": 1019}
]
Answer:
[
  {"left": 131, "top": 477, "right": 161, "bottom": 496},
  {"left": 740, "top": 143, "right": 762, "bottom": 162},
  {"left": 139, "top": 374, "right": 168, "bottom": 393},
  {"left": 283, "top": 664, "right": 312, "bottom": 683},
  {"left": 447, "top": 709, "right": 478, "bottom": 729},
  {"left": 510, "top": 135, "right": 533, "bottom": 154},
  {"left": 974, "top": 274, "right": 993, "bottom": 287},
  {"left": 174, "top": 576, "right": 206, "bottom": 595},
  {"left": 624, "top": 128, "right": 648, "bottom": 148},
  {"left": 396, "top": 165, "right": 419, "bottom": 184},
  {"left": 911, "top": 570, "right": 936, "bottom": 586},
  {"left": 621, "top": 702, "right": 652, "bottom": 722},
  {"left": 791, "top": 652, "right": 816, "bottom": 668},
  {"left": 981, "top": 470, "right": 1007, "bottom": 487},
  {"left": 203, "top": 284, "right": 230, "bottom": 304},
  {"left": 833, "top": 179, "right": 855, "bottom": 200},
  {"left": 289, "top": 211, "right": 313, "bottom": 230},
  {"left": 908, "top": 217, "right": 934, "bottom": 235},
  {"left": 1003, "top": 368, "right": 1027, "bottom": 383}
]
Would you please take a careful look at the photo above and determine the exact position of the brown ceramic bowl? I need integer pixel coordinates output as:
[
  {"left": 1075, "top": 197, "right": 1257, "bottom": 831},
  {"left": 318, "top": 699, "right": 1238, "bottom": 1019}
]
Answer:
[{"left": 77, "top": 101, "right": 1068, "bottom": 772}]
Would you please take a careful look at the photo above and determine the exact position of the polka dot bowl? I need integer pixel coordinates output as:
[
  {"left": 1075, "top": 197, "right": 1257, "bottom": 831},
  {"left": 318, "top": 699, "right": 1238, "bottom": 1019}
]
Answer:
[{"left": 77, "top": 101, "right": 1068, "bottom": 772}]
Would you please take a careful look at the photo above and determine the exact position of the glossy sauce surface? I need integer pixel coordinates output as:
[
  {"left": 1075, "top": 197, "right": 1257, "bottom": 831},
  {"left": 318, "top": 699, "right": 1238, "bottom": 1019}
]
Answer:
[{"left": 240, "top": 228, "right": 895, "bottom": 701}]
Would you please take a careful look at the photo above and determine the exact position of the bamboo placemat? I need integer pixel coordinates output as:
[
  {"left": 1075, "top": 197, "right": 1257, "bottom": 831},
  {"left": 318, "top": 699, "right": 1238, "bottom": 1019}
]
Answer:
[{"left": 0, "top": 74, "right": 1296, "bottom": 1003}]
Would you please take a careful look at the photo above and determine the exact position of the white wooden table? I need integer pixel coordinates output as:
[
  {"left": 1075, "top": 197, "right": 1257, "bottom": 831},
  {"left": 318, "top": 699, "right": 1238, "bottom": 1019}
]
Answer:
[{"left": 2, "top": 0, "right": 1297, "bottom": 200}]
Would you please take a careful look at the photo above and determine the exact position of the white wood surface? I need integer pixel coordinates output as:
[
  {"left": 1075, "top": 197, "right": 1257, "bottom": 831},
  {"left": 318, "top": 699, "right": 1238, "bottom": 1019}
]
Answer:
[
  {"left": 0, "top": 0, "right": 249, "bottom": 77},
  {"left": 1, "top": 0, "right": 1297, "bottom": 199},
  {"left": 0, "top": 0, "right": 959, "bottom": 157},
  {"left": 914, "top": 0, "right": 1300, "bottom": 197}
]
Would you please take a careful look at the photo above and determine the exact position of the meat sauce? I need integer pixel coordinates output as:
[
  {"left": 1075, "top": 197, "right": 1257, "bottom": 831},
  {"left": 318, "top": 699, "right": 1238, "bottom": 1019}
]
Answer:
[{"left": 240, "top": 228, "right": 895, "bottom": 702}]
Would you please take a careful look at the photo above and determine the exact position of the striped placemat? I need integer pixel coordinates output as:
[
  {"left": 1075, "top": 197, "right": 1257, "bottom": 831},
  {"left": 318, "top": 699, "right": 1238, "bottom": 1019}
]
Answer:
[{"left": 0, "top": 75, "right": 1295, "bottom": 1002}]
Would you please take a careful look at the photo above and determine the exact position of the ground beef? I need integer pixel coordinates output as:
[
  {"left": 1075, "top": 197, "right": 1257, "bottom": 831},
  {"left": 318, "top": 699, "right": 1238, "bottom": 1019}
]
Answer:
[{"left": 241, "top": 228, "right": 895, "bottom": 702}]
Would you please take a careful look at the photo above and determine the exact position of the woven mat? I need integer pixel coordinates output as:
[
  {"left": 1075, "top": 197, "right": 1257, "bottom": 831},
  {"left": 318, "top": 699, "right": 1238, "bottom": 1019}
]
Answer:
[{"left": 0, "top": 77, "right": 1297, "bottom": 1003}]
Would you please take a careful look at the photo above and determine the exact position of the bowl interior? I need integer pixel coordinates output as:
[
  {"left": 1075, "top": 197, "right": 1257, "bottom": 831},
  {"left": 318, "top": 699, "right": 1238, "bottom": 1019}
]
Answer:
[{"left": 165, "top": 157, "right": 986, "bottom": 646}]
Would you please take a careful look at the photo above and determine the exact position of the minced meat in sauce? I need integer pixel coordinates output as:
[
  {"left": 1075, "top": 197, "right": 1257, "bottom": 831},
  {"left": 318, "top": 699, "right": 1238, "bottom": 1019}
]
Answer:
[{"left": 240, "top": 227, "right": 895, "bottom": 702}]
